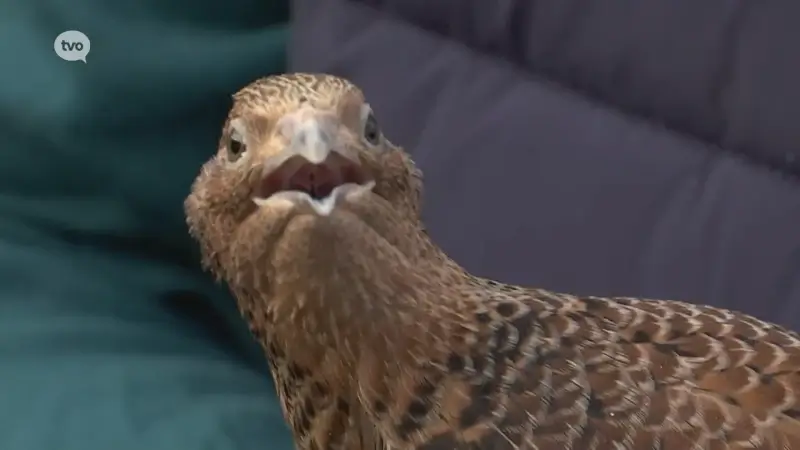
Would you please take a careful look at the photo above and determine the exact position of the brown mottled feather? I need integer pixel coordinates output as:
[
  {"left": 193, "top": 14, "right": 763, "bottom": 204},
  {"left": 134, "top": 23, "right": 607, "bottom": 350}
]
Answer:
[{"left": 185, "top": 73, "right": 800, "bottom": 450}]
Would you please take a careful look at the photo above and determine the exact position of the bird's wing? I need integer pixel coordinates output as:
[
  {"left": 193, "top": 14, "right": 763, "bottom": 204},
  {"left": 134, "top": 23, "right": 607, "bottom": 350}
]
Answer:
[{"left": 375, "top": 292, "right": 800, "bottom": 450}]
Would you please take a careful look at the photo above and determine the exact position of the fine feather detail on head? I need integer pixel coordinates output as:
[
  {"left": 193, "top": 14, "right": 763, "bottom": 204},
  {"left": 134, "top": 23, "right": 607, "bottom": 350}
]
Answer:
[{"left": 184, "top": 73, "right": 425, "bottom": 283}]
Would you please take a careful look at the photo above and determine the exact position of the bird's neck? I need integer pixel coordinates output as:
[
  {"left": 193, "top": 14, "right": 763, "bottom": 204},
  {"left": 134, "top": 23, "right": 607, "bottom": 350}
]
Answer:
[{"left": 258, "top": 214, "right": 466, "bottom": 396}]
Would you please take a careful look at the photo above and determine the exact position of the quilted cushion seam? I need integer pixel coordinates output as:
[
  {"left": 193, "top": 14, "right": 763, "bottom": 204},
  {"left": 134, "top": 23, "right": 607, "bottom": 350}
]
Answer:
[{"left": 344, "top": 0, "right": 800, "bottom": 184}]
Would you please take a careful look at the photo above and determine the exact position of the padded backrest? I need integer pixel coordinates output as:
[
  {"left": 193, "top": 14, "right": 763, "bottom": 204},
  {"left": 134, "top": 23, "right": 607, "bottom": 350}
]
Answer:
[{"left": 290, "top": 0, "right": 800, "bottom": 329}]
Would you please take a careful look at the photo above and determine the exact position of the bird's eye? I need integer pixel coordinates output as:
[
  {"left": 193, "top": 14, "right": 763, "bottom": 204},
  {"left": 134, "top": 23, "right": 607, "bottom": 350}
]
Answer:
[
  {"left": 362, "top": 108, "right": 382, "bottom": 146},
  {"left": 227, "top": 129, "right": 247, "bottom": 161}
]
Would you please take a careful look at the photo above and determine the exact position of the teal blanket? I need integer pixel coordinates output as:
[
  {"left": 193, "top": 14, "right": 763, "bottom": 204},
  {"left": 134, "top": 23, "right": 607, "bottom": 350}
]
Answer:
[{"left": 0, "top": 1, "right": 292, "bottom": 448}]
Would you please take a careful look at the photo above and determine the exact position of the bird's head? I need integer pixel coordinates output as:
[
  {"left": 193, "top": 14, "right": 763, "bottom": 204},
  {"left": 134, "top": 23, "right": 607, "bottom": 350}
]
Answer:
[{"left": 185, "top": 73, "right": 424, "bottom": 281}]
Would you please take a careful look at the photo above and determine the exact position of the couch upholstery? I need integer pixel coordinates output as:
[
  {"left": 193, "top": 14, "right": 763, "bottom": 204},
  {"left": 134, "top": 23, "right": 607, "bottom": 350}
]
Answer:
[{"left": 289, "top": 0, "right": 800, "bottom": 329}]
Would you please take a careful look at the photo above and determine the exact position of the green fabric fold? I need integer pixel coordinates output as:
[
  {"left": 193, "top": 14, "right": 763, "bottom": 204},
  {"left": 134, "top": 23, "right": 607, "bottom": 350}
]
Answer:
[{"left": 0, "top": 0, "right": 292, "bottom": 448}]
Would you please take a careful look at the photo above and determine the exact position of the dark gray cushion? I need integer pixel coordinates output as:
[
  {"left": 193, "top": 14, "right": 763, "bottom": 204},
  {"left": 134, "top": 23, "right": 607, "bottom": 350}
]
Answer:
[{"left": 289, "top": 0, "right": 800, "bottom": 329}]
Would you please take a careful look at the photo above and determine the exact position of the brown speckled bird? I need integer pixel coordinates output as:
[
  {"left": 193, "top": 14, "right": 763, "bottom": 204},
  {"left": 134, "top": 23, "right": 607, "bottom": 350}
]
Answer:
[{"left": 185, "top": 73, "right": 800, "bottom": 450}]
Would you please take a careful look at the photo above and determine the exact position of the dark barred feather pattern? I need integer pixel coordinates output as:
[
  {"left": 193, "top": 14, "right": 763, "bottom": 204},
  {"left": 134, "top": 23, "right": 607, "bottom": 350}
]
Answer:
[{"left": 187, "top": 73, "right": 800, "bottom": 450}]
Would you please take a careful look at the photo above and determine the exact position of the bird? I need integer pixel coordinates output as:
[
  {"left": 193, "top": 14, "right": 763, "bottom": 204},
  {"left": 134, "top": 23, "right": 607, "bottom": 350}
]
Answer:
[{"left": 184, "top": 73, "right": 800, "bottom": 450}]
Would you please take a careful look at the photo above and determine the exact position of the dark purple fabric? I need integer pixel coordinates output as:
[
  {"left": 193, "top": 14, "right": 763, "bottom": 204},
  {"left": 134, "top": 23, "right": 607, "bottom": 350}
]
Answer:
[{"left": 289, "top": 0, "right": 800, "bottom": 330}]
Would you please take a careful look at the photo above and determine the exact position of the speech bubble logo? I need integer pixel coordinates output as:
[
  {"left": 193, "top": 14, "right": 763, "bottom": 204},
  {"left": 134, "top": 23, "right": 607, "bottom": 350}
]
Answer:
[{"left": 54, "top": 30, "right": 90, "bottom": 63}]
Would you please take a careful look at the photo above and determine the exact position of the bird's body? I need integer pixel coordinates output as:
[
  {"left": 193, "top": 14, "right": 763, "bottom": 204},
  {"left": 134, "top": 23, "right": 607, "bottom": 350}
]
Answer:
[{"left": 185, "top": 73, "right": 800, "bottom": 450}]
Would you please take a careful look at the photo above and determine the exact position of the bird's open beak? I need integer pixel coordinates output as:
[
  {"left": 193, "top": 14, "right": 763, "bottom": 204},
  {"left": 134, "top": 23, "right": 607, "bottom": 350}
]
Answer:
[{"left": 252, "top": 114, "right": 374, "bottom": 216}]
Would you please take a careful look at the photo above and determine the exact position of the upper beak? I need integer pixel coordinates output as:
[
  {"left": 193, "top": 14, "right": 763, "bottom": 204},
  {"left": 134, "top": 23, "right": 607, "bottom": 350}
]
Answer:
[{"left": 262, "top": 114, "right": 359, "bottom": 174}]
